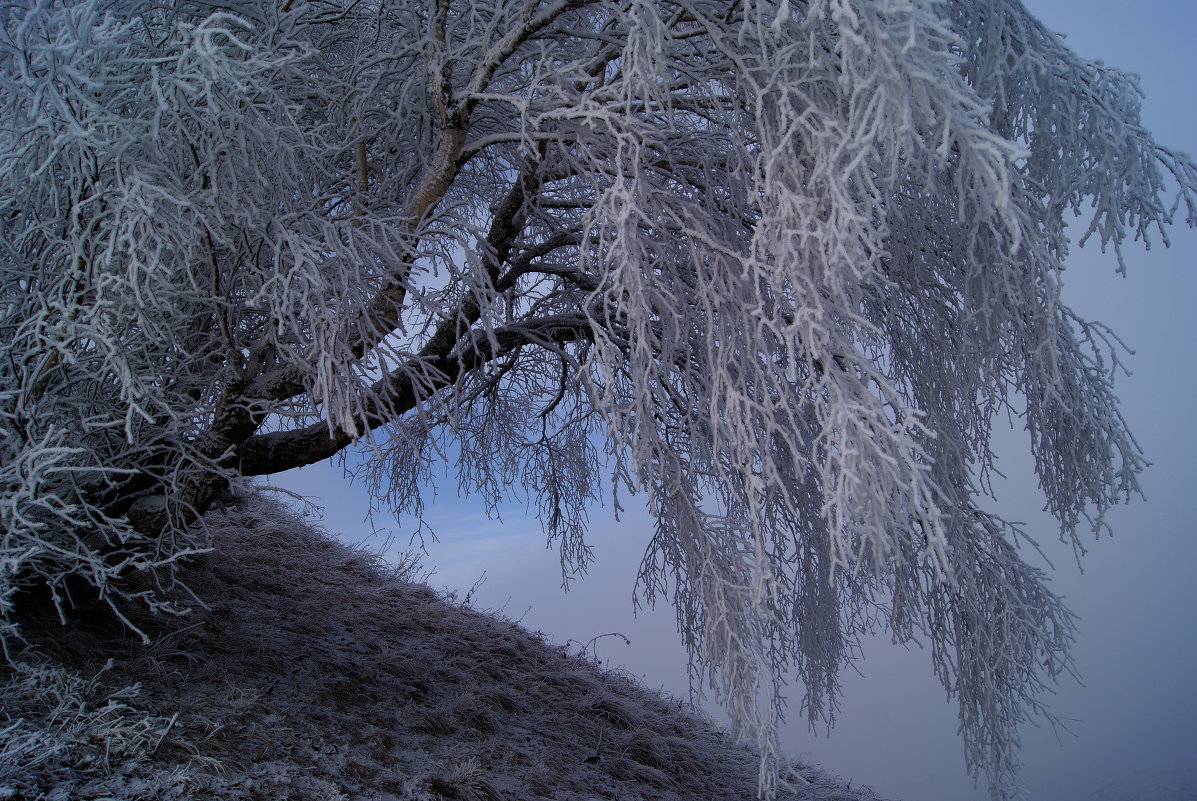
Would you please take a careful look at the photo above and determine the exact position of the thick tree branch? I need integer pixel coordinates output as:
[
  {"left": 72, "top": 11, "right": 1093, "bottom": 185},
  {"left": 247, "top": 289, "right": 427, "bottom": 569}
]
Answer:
[{"left": 237, "top": 314, "right": 593, "bottom": 476}]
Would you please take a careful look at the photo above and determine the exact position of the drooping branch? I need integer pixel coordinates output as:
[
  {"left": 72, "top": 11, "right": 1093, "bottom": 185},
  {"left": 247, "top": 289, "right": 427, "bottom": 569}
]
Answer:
[{"left": 4, "top": 3, "right": 1195, "bottom": 799}]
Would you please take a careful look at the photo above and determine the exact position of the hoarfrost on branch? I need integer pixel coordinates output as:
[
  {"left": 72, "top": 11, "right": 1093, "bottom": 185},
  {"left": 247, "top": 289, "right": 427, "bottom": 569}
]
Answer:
[{"left": 2, "top": 1, "right": 1193, "bottom": 798}]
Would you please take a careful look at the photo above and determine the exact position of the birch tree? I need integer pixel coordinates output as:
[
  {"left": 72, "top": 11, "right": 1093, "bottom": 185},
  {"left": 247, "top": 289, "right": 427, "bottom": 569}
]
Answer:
[{"left": 2, "top": 0, "right": 1193, "bottom": 797}]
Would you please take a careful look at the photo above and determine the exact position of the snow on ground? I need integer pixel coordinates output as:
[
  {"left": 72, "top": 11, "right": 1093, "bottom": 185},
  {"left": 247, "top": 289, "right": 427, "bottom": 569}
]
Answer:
[{"left": 2, "top": 491, "right": 892, "bottom": 801}]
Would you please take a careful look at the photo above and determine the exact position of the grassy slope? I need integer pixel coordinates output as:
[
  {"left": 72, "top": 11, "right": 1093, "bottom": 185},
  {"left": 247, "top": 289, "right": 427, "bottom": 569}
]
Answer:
[{"left": 2, "top": 492, "right": 891, "bottom": 801}]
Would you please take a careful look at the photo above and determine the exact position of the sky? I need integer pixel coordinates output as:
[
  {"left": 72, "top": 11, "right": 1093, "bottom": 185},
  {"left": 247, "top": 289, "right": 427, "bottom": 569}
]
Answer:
[{"left": 271, "top": 3, "right": 1197, "bottom": 800}]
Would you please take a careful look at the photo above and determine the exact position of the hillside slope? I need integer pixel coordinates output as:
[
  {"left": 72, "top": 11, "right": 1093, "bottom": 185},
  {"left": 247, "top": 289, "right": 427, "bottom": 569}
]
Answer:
[
  {"left": 1071, "top": 761, "right": 1197, "bottom": 801},
  {"left": 2, "top": 492, "right": 891, "bottom": 801}
]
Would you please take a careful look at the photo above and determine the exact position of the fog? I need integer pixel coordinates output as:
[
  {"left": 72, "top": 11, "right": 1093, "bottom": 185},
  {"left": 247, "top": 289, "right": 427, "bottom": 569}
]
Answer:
[{"left": 273, "top": 2, "right": 1197, "bottom": 798}]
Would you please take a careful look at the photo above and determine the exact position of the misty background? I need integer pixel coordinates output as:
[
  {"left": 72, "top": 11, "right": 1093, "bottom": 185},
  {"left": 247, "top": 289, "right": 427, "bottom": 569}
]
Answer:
[{"left": 270, "top": 1, "right": 1197, "bottom": 799}]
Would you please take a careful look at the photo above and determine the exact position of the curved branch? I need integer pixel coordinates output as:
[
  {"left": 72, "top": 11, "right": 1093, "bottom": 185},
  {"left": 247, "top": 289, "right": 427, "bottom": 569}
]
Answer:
[{"left": 237, "top": 313, "right": 594, "bottom": 476}]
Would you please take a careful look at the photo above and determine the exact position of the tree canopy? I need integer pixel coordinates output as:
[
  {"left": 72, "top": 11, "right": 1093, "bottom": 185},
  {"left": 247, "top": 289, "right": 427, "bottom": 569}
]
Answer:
[{"left": 2, "top": 1, "right": 1193, "bottom": 797}]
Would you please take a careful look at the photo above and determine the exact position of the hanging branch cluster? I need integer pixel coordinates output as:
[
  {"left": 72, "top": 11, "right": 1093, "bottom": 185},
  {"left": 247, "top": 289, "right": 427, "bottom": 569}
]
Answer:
[{"left": 2, "top": 1, "right": 1193, "bottom": 797}]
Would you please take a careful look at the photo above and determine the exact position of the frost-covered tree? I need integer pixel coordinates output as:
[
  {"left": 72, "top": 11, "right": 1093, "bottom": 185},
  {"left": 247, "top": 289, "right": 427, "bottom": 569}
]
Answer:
[{"left": 2, "top": 0, "right": 1192, "bottom": 797}]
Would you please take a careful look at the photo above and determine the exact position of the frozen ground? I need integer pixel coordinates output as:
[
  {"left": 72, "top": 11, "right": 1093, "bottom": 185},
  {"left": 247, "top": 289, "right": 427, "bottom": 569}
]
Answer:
[{"left": 2, "top": 491, "right": 892, "bottom": 801}]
